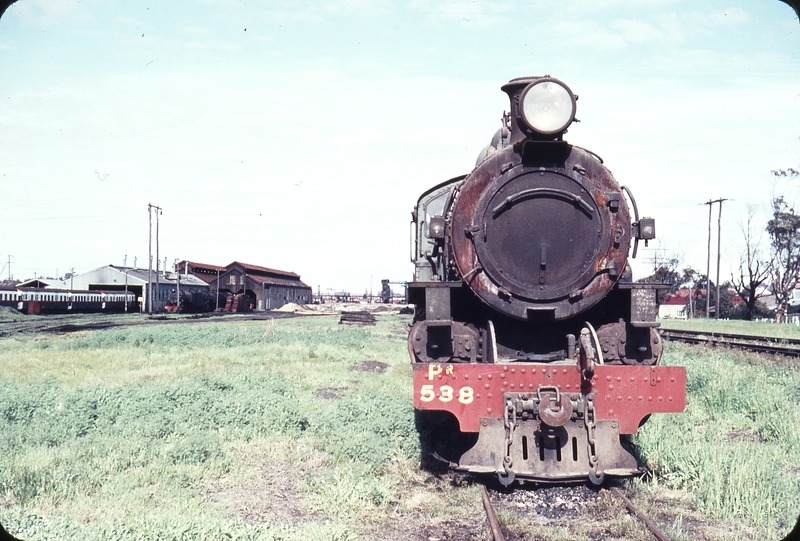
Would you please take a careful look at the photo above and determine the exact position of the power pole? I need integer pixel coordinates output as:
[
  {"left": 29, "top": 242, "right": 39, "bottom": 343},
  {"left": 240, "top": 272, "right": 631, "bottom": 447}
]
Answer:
[
  {"left": 216, "top": 268, "right": 220, "bottom": 311},
  {"left": 174, "top": 259, "right": 180, "bottom": 313},
  {"left": 148, "top": 204, "right": 153, "bottom": 313},
  {"left": 702, "top": 198, "right": 729, "bottom": 319},
  {"left": 149, "top": 255, "right": 153, "bottom": 310},
  {"left": 155, "top": 209, "right": 160, "bottom": 313},
  {"left": 715, "top": 198, "right": 729, "bottom": 319},
  {"left": 704, "top": 201, "right": 712, "bottom": 318},
  {"left": 148, "top": 203, "right": 162, "bottom": 314}
]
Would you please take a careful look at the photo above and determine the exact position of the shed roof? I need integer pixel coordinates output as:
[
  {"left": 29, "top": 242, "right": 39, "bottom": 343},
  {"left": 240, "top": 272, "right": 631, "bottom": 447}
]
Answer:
[
  {"left": 247, "top": 273, "right": 311, "bottom": 289},
  {"left": 227, "top": 261, "right": 300, "bottom": 279},
  {"left": 17, "top": 279, "right": 50, "bottom": 288}
]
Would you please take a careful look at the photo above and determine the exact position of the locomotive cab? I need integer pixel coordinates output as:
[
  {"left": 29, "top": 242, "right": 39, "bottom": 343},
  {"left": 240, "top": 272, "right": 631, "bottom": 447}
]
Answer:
[{"left": 408, "top": 77, "right": 686, "bottom": 485}]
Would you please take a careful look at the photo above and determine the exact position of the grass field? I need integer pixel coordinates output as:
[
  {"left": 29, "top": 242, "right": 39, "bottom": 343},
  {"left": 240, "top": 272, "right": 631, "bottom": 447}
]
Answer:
[
  {"left": 659, "top": 316, "right": 800, "bottom": 339},
  {"left": 0, "top": 313, "right": 798, "bottom": 540}
]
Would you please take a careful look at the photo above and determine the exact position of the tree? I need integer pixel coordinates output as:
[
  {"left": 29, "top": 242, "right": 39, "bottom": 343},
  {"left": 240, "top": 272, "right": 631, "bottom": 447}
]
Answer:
[
  {"left": 767, "top": 196, "right": 800, "bottom": 322},
  {"left": 694, "top": 279, "right": 737, "bottom": 318},
  {"left": 676, "top": 267, "right": 703, "bottom": 318},
  {"left": 731, "top": 207, "right": 772, "bottom": 320},
  {"left": 636, "top": 249, "right": 683, "bottom": 302}
]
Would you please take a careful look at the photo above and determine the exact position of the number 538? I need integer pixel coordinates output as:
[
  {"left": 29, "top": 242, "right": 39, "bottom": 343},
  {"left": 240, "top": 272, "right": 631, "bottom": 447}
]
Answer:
[{"left": 419, "top": 384, "right": 474, "bottom": 404}]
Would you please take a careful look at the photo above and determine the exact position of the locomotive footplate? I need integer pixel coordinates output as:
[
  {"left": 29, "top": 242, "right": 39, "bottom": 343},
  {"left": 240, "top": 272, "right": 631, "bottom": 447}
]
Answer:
[{"left": 457, "top": 392, "right": 639, "bottom": 485}]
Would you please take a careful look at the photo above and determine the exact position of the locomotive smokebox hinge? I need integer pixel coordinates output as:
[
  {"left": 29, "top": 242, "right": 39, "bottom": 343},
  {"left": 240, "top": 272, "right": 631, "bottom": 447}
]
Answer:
[
  {"left": 614, "top": 225, "right": 624, "bottom": 247},
  {"left": 464, "top": 225, "right": 481, "bottom": 239}
]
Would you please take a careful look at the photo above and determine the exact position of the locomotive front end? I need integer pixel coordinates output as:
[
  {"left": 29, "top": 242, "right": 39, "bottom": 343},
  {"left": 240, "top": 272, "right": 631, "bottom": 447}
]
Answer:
[{"left": 408, "top": 77, "right": 686, "bottom": 485}]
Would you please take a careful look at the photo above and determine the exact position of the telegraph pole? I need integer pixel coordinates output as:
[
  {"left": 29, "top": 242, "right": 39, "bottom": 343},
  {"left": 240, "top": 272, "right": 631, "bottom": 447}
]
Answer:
[
  {"left": 715, "top": 199, "right": 729, "bottom": 319},
  {"left": 704, "top": 201, "right": 712, "bottom": 317},
  {"left": 174, "top": 258, "right": 181, "bottom": 313},
  {"left": 155, "top": 209, "right": 160, "bottom": 313},
  {"left": 148, "top": 205, "right": 153, "bottom": 313},
  {"left": 148, "top": 203, "right": 162, "bottom": 314},
  {"left": 702, "top": 198, "right": 729, "bottom": 318}
]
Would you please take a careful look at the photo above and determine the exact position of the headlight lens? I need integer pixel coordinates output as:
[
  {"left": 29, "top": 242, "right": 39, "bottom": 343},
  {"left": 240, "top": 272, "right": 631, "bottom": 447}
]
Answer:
[{"left": 520, "top": 80, "right": 576, "bottom": 135}]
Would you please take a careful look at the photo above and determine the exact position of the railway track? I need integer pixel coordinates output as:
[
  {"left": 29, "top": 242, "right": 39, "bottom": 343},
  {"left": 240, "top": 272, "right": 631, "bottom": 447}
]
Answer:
[
  {"left": 481, "top": 483, "right": 673, "bottom": 541},
  {"left": 660, "top": 328, "right": 800, "bottom": 357},
  {"left": 0, "top": 311, "right": 305, "bottom": 339}
]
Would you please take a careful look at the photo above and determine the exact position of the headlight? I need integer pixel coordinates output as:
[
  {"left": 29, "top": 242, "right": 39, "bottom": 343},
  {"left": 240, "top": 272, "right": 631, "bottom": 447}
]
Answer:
[{"left": 520, "top": 79, "right": 576, "bottom": 135}]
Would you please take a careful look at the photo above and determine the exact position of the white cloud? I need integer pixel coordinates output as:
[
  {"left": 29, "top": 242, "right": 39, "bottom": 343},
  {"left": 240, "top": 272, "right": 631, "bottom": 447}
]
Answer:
[
  {"left": 6, "top": 0, "right": 94, "bottom": 26},
  {"left": 0, "top": 0, "right": 797, "bottom": 291},
  {"left": 610, "top": 18, "right": 667, "bottom": 44}
]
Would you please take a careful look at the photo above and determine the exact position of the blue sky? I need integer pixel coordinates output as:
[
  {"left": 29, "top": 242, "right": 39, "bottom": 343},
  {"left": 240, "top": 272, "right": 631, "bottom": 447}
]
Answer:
[{"left": 1, "top": 0, "right": 798, "bottom": 296}]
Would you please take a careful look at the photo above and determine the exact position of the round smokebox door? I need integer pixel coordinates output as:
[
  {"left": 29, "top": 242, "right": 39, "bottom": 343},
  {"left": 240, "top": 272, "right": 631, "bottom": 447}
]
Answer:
[{"left": 474, "top": 170, "right": 603, "bottom": 302}]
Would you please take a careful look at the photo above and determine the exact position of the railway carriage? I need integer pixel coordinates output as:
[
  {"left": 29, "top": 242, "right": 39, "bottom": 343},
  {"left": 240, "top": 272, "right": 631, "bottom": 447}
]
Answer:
[
  {"left": 408, "top": 76, "right": 686, "bottom": 485},
  {"left": 0, "top": 286, "right": 136, "bottom": 315}
]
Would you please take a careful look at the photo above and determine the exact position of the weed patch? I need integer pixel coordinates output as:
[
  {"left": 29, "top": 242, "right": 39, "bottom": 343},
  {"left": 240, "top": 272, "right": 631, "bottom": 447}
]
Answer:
[
  {"left": 2, "top": 314, "right": 796, "bottom": 539},
  {"left": 634, "top": 343, "right": 800, "bottom": 534}
]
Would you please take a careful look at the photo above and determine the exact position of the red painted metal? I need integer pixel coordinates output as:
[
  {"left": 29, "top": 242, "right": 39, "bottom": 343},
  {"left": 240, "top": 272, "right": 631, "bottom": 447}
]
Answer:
[{"left": 413, "top": 362, "right": 685, "bottom": 434}]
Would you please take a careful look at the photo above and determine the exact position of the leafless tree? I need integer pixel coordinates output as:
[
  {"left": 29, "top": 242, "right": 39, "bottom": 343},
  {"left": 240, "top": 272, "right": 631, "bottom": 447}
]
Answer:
[{"left": 731, "top": 207, "right": 771, "bottom": 320}]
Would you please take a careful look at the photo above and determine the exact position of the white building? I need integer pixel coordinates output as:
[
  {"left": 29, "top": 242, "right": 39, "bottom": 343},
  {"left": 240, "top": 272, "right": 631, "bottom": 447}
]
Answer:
[{"left": 49, "top": 265, "right": 208, "bottom": 312}]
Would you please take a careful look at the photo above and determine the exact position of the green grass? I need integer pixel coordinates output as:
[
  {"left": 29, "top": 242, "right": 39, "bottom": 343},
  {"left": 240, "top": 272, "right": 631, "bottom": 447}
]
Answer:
[
  {"left": 659, "top": 316, "right": 800, "bottom": 339},
  {"left": 0, "top": 315, "right": 433, "bottom": 540},
  {"left": 633, "top": 342, "right": 800, "bottom": 537},
  {"left": 1, "top": 314, "right": 799, "bottom": 539}
]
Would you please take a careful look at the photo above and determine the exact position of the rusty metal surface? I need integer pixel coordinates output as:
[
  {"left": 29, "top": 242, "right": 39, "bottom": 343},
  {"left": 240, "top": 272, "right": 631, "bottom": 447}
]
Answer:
[
  {"left": 537, "top": 387, "right": 574, "bottom": 427},
  {"left": 610, "top": 487, "right": 673, "bottom": 541},
  {"left": 409, "top": 320, "right": 482, "bottom": 363},
  {"left": 596, "top": 321, "right": 663, "bottom": 365},
  {"left": 481, "top": 485, "right": 506, "bottom": 541},
  {"left": 458, "top": 418, "right": 639, "bottom": 482},
  {"left": 450, "top": 145, "right": 631, "bottom": 321},
  {"left": 339, "top": 311, "right": 376, "bottom": 326},
  {"left": 408, "top": 77, "right": 686, "bottom": 486},
  {"left": 412, "top": 362, "right": 685, "bottom": 434}
]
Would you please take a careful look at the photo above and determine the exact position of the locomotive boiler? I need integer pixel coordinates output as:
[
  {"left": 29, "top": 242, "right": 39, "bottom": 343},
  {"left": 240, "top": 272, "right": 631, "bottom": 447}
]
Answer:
[{"left": 408, "top": 76, "right": 686, "bottom": 485}]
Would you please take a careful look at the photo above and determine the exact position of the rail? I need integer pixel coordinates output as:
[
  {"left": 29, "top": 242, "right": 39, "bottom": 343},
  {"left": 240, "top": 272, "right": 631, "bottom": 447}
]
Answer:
[
  {"left": 609, "top": 486, "right": 672, "bottom": 541},
  {"left": 660, "top": 329, "right": 800, "bottom": 357},
  {"left": 480, "top": 484, "right": 672, "bottom": 541},
  {"left": 481, "top": 484, "right": 505, "bottom": 541}
]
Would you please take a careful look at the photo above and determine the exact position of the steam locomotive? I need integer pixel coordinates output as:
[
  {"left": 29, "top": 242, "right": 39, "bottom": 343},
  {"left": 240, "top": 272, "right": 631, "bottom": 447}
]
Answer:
[{"left": 408, "top": 76, "right": 686, "bottom": 485}]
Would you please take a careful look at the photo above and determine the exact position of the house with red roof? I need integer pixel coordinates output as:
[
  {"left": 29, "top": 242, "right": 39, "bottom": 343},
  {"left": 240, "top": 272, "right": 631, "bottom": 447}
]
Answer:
[{"left": 659, "top": 292, "right": 690, "bottom": 319}]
